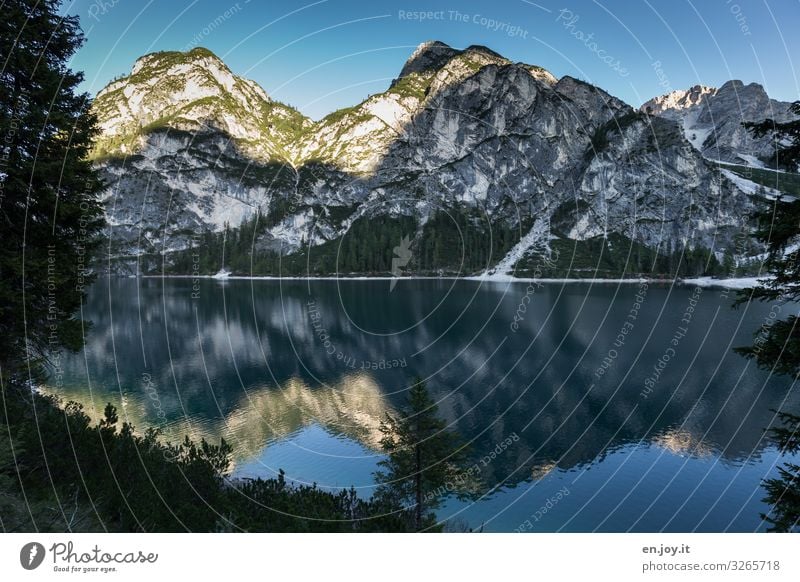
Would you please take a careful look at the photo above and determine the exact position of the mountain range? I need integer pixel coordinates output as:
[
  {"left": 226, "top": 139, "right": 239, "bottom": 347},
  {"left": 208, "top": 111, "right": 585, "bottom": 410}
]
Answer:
[{"left": 91, "top": 41, "right": 797, "bottom": 277}]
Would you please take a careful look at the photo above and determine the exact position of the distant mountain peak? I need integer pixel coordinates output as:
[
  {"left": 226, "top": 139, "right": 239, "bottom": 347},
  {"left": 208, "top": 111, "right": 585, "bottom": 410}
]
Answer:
[
  {"left": 640, "top": 85, "right": 716, "bottom": 116},
  {"left": 718, "top": 79, "right": 745, "bottom": 90},
  {"left": 716, "top": 79, "right": 770, "bottom": 98},
  {"left": 641, "top": 80, "right": 794, "bottom": 164}
]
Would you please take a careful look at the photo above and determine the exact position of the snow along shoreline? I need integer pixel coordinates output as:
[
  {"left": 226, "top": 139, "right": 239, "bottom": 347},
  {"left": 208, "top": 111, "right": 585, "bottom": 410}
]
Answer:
[{"left": 137, "top": 274, "right": 768, "bottom": 290}]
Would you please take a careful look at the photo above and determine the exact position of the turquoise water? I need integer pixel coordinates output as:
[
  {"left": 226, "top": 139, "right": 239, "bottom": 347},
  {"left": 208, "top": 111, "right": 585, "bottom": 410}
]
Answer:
[{"left": 52, "top": 277, "right": 799, "bottom": 531}]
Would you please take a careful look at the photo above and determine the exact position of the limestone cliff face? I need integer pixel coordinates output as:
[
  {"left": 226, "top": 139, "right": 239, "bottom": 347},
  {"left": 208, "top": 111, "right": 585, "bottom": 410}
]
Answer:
[{"left": 94, "top": 42, "right": 783, "bottom": 273}]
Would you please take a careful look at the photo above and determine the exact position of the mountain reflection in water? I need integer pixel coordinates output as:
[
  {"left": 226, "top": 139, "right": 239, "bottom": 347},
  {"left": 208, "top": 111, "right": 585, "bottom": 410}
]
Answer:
[{"left": 50, "top": 277, "right": 799, "bottom": 530}]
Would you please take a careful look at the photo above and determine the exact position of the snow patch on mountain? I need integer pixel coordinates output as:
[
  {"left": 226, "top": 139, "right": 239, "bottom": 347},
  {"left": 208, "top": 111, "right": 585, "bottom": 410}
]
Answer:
[
  {"left": 720, "top": 169, "right": 786, "bottom": 200},
  {"left": 486, "top": 216, "right": 553, "bottom": 276}
]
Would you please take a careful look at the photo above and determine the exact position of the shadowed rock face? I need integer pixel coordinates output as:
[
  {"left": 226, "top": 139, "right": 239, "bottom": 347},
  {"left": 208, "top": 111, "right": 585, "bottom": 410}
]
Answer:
[
  {"left": 94, "top": 41, "right": 778, "bottom": 272},
  {"left": 696, "top": 81, "right": 795, "bottom": 163}
]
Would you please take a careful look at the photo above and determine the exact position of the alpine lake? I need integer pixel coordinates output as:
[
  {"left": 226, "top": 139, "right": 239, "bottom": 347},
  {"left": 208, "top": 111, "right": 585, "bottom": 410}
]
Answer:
[{"left": 48, "top": 277, "right": 799, "bottom": 532}]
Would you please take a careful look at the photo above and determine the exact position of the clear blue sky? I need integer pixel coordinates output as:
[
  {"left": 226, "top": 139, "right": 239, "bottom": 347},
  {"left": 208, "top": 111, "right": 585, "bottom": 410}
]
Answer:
[{"left": 64, "top": 0, "right": 800, "bottom": 120}]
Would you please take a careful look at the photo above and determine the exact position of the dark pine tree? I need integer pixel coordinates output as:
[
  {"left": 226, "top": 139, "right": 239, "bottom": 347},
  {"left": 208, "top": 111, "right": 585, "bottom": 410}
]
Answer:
[
  {"left": 374, "top": 378, "right": 470, "bottom": 531},
  {"left": 759, "top": 411, "right": 800, "bottom": 532},
  {"left": 735, "top": 100, "right": 800, "bottom": 532},
  {"left": 0, "top": 0, "right": 104, "bottom": 381}
]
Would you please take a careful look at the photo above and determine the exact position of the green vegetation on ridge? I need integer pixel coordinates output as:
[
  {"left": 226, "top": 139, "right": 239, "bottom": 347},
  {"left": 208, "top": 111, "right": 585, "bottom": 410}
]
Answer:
[
  {"left": 515, "top": 232, "right": 732, "bottom": 279},
  {"left": 163, "top": 205, "right": 733, "bottom": 280},
  {"left": 166, "top": 207, "right": 521, "bottom": 277}
]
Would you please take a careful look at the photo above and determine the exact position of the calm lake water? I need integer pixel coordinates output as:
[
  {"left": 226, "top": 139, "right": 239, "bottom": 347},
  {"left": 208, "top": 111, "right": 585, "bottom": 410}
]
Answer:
[{"left": 51, "top": 277, "right": 799, "bottom": 532}]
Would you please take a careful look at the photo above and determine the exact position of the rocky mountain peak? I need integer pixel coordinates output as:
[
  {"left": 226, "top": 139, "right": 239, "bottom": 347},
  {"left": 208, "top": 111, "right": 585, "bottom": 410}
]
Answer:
[
  {"left": 641, "top": 78, "right": 794, "bottom": 164},
  {"left": 640, "top": 85, "right": 716, "bottom": 117},
  {"left": 129, "top": 47, "right": 224, "bottom": 75},
  {"left": 92, "top": 47, "right": 309, "bottom": 162},
  {"left": 706, "top": 80, "right": 779, "bottom": 117},
  {"left": 393, "top": 40, "right": 519, "bottom": 85},
  {"left": 714, "top": 79, "right": 773, "bottom": 107},
  {"left": 462, "top": 44, "right": 506, "bottom": 60},
  {"left": 93, "top": 43, "right": 779, "bottom": 275},
  {"left": 395, "top": 40, "right": 461, "bottom": 79},
  {"left": 307, "top": 42, "right": 536, "bottom": 174},
  {"left": 103, "top": 47, "right": 259, "bottom": 107},
  {"left": 718, "top": 79, "right": 745, "bottom": 91}
]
